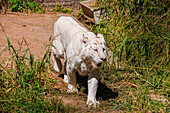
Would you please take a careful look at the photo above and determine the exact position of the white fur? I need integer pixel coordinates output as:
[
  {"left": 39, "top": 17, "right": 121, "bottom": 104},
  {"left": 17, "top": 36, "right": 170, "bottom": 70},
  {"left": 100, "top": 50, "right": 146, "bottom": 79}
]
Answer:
[{"left": 52, "top": 16, "right": 107, "bottom": 106}]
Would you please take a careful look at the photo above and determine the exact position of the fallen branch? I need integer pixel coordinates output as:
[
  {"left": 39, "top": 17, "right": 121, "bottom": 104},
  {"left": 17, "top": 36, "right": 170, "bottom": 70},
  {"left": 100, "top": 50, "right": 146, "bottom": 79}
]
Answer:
[{"left": 5, "top": 12, "right": 19, "bottom": 16}]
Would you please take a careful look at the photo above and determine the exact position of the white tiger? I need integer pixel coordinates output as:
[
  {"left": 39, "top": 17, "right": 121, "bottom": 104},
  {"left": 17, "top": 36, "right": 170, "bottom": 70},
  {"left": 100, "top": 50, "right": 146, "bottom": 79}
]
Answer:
[{"left": 52, "top": 16, "right": 107, "bottom": 107}]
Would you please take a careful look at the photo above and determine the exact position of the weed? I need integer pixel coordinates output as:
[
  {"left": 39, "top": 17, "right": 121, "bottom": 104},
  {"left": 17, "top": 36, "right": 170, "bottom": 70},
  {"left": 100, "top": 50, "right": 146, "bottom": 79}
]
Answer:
[
  {"left": 75, "top": 8, "right": 84, "bottom": 17},
  {"left": 53, "top": 3, "right": 73, "bottom": 14},
  {"left": 0, "top": 38, "right": 74, "bottom": 112}
]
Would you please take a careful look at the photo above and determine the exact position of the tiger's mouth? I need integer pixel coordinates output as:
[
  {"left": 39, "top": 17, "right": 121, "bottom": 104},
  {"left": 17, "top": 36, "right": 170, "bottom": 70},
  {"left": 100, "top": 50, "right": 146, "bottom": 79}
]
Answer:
[{"left": 92, "top": 60, "right": 102, "bottom": 68}]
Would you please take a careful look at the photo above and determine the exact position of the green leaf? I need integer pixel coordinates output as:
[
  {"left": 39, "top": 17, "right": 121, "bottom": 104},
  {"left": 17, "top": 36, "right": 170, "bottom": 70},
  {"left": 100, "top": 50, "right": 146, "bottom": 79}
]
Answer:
[
  {"left": 7, "top": 37, "right": 11, "bottom": 52},
  {"left": 30, "top": 54, "right": 34, "bottom": 65}
]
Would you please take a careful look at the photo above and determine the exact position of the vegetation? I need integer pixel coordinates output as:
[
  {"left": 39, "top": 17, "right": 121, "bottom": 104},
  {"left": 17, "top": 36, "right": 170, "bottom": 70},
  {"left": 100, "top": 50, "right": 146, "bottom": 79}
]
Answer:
[
  {"left": 90, "top": 0, "right": 169, "bottom": 112},
  {"left": 1, "top": 0, "right": 169, "bottom": 112},
  {"left": 0, "top": 38, "right": 74, "bottom": 112},
  {"left": 75, "top": 8, "right": 84, "bottom": 17},
  {"left": 0, "top": 0, "right": 8, "bottom": 13},
  {"left": 53, "top": 3, "right": 73, "bottom": 14},
  {"left": 9, "top": 0, "right": 45, "bottom": 13}
]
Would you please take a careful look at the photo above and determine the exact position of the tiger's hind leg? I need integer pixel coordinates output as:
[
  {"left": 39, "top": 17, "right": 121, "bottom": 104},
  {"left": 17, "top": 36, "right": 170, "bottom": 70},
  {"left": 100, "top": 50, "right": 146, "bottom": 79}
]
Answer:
[{"left": 52, "top": 34, "right": 64, "bottom": 73}]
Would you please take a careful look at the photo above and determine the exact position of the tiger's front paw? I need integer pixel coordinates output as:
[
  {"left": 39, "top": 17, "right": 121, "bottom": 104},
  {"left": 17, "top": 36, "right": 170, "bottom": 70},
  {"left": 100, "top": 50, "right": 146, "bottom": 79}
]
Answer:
[{"left": 86, "top": 99, "right": 100, "bottom": 108}]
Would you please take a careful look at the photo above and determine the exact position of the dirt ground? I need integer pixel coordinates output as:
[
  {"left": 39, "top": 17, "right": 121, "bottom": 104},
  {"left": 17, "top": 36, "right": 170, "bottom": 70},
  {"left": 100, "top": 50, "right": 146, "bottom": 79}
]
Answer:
[
  {"left": 0, "top": 13, "right": 60, "bottom": 56},
  {"left": 0, "top": 12, "right": 118, "bottom": 112}
]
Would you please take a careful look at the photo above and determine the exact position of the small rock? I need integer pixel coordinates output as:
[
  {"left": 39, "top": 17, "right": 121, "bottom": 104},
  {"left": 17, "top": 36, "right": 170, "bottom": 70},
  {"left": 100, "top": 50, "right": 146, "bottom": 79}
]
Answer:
[
  {"left": 23, "top": 14, "right": 28, "bottom": 16},
  {"left": 22, "top": 25, "right": 27, "bottom": 27}
]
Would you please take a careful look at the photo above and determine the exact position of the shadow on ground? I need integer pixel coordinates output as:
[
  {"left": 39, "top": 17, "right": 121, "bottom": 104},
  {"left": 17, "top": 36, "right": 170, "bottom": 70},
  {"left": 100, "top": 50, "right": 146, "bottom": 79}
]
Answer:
[{"left": 58, "top": 72, "right": 118, "bottom": 101}]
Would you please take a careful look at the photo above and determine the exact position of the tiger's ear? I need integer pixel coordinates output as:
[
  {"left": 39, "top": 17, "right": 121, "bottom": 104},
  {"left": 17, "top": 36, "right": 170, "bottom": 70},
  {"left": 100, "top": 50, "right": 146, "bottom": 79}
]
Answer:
[
  {"left": 97, "top": 33, "right": 106, "bottom": 45},
  {"left": 81, "top": 34, "right": 90, "bottom": 44},
  {"left": 97, "top": 33, "right": 104, "bottom": 39}
]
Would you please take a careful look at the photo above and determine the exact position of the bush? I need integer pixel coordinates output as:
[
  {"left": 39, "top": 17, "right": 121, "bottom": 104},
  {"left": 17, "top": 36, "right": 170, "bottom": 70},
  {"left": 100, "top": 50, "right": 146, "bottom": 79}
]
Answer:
[
  {"left": 9, "top": 0, "right": 46, "bottom": 13},
  {"left": 53, "top": 3, "right": 73, "bottom": 14},
  {"left": 90, "top": 0, "right": 169, "bottom": 112}
]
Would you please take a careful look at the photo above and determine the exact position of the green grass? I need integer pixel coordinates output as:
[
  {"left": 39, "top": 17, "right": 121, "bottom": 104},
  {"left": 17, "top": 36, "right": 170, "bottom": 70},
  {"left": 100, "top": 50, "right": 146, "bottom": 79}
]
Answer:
[
  {"left": 9, "top": 0, "right": 46, "bottom": 13},
  {"left": 53, "top": 3, "right": 73, "bottom": 14},
  {"left": 0, "top": 38, "right": 74, "bottom": 112},
  {"left": 0, "top": 0, "right": 169, "bottom": 112},
  {"left": 90, "top": 0, "right": 169, "bottom": 112}
]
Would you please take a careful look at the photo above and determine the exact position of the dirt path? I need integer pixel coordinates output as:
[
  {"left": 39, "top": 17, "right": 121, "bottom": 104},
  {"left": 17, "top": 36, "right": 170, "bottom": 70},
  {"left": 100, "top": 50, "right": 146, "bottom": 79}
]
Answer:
[{"left": 0, "top": 13, "right": 60, "bottom": 57}]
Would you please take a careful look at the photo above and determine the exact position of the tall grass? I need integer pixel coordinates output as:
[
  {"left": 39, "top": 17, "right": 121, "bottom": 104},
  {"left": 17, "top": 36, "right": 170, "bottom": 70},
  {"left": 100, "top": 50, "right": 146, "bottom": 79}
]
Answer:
[
  {"left": 91, "top": 0, "right": 169, "bottom": 112},
  {"left": 0, "top": 38, "right": 74, "bottom": 112}
]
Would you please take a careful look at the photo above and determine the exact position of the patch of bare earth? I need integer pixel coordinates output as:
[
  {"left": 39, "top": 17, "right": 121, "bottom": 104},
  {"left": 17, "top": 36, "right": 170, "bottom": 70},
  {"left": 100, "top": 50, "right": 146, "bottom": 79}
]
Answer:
[{"left": 0, "top": 13, "right": 58, "bottom": 57}]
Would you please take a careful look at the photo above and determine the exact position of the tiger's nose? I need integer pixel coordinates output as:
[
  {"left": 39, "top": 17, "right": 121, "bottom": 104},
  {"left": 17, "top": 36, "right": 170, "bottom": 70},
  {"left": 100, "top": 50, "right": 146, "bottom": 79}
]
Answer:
[{"left": 100, "top": 58, "right": 106, "bottom": 61}]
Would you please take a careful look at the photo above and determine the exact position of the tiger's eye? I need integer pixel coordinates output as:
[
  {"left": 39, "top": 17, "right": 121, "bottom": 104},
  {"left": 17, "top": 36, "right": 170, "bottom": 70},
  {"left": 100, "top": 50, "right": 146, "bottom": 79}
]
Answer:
[{"left": 94, "top": 49, "right": 98, "bottom": 52}]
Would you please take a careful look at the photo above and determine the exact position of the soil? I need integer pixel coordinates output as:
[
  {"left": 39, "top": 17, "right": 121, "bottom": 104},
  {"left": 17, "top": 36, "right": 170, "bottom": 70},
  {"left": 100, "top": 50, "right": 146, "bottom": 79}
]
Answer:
[
  {"left": 0, "top": 12, "right": 60, "bottom": 56},
  {"left": 0, "top": 12, "right": 118, "bottom": 112}
]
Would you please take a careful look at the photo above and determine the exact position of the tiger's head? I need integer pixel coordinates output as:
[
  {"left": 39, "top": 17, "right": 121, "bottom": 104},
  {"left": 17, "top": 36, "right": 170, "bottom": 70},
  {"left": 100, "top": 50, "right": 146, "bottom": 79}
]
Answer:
[{"left": 81, "top": 32, "right": 107, "bottom": 68}]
